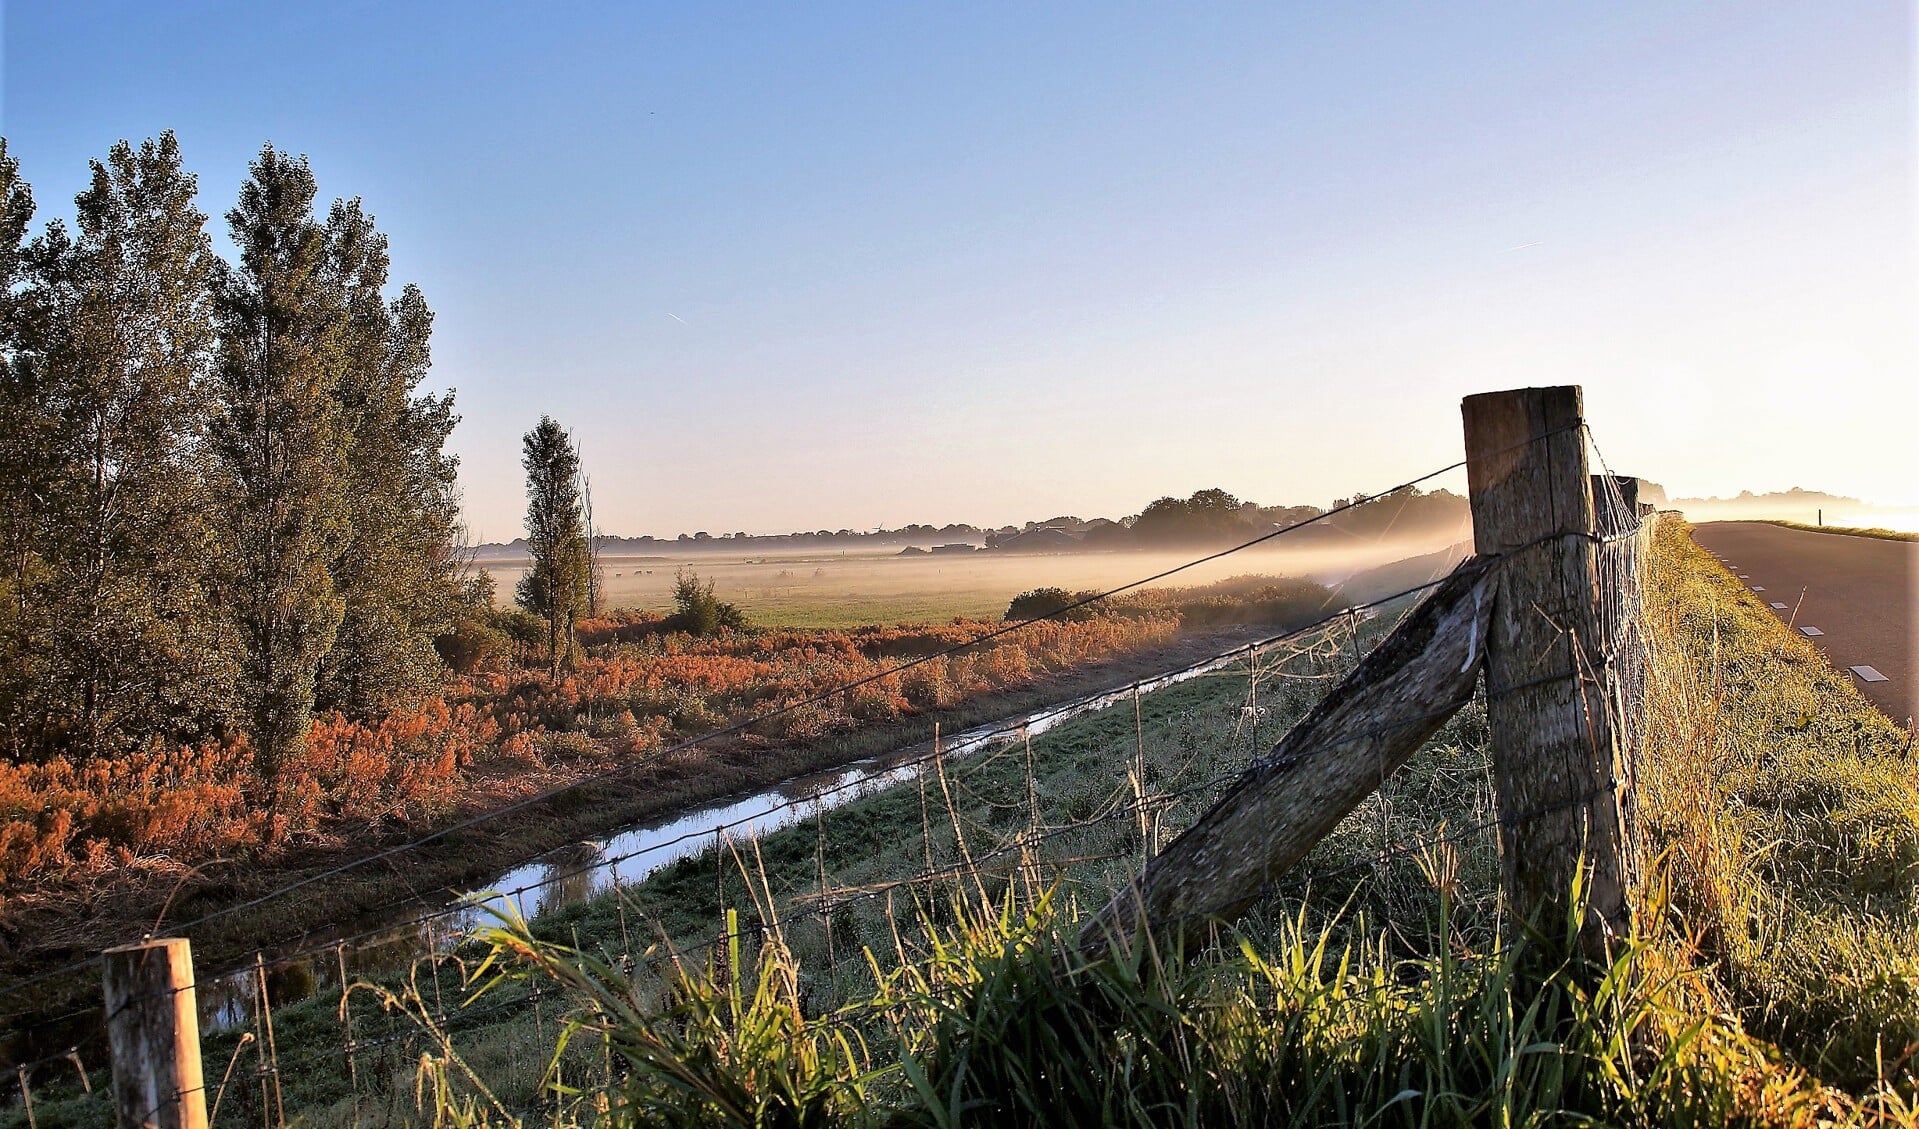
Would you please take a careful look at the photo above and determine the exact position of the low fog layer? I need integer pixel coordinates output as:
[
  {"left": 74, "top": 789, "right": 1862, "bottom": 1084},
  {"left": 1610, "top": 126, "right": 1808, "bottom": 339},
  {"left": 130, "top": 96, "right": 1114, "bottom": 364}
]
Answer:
[
  {"left": 1672, "top": 499, "right": 1919, "bottom": 533},
  {"left": 483, "top": 523, "right": 1473, "bottom": 629}
]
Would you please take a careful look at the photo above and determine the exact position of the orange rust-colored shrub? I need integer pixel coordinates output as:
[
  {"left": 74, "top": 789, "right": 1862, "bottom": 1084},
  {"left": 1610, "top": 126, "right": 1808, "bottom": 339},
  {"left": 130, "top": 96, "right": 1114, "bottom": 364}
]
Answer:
[{"left": 0, "top": 612, "right": 1178, "bottom": 894}]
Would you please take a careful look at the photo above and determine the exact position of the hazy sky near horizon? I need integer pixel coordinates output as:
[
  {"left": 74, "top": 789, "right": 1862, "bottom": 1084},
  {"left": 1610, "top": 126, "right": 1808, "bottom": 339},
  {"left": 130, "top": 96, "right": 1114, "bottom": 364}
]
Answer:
[{"left": 5, "top": 2, "right": 1913, "bottom": 541}]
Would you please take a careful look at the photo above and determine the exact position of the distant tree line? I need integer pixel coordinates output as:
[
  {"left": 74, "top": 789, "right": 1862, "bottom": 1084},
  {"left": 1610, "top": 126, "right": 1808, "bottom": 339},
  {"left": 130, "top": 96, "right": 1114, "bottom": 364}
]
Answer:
[
  {"left": 0, "top": 134, "right": 464, "bottom": 786},
  {"left": 1124, "top": 486, "right": 1468, "bottom": 547},
  {"left": 477, "top": 522, "right": 1003, "bottom": 559},
  {"left": 475, "top": 485, "right": 1472, "bottom": 560}
]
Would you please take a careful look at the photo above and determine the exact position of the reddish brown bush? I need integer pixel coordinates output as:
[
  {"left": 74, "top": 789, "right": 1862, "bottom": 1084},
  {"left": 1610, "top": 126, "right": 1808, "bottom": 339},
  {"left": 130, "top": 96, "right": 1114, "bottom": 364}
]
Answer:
[{"left": 0, "top": 614, "right": 1177, "bottom": 895}]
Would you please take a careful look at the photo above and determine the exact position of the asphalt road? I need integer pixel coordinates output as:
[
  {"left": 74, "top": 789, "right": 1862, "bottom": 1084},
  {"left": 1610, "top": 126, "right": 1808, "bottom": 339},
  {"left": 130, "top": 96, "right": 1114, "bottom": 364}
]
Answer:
[{"left": 1691, "top": 522, "right": 1916, "bottom": 725}]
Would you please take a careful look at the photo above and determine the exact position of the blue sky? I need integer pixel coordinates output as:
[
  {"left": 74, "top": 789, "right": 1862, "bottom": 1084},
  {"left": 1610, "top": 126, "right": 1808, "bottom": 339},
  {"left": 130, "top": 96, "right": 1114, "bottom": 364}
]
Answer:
[{"left": 5, "top": 2, "right": 1913, "bottom": 539}]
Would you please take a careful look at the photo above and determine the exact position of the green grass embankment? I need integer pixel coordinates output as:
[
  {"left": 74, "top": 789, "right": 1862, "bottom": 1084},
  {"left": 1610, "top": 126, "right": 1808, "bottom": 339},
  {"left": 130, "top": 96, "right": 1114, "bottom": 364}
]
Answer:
[{"left": 1640, "top": 517, "right": 1919, "bottom": 1083}]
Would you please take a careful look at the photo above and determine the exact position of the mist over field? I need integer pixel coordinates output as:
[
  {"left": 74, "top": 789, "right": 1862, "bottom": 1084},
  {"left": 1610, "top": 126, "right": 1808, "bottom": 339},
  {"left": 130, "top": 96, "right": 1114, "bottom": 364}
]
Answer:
[{"left": 481, "top": 525, "right": 1472, "bottom": 628}]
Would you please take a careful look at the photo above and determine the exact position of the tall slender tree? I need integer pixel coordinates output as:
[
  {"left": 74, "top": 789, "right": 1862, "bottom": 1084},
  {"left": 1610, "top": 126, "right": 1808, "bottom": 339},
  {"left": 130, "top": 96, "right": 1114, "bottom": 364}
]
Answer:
[
  {"left": 27, "top": 134, "right": 234, "bottom": 758},
  {"left": 0, "top": 139, "right": 35, "bottom": 358},
  {"left": 516, "top": 417, "right": 591, "bottom": 680},
  {"left": 578, "top": 452, "right": 605, "bottom": 616},
  {"left": 315, "top": 198, "right": 460, "bottom": 716},
  {"left": 0, "top": 139, "right": 47, "bottom": 759},
  {"left": 211, "top": 145, "right": 350, "bottom": 791}
]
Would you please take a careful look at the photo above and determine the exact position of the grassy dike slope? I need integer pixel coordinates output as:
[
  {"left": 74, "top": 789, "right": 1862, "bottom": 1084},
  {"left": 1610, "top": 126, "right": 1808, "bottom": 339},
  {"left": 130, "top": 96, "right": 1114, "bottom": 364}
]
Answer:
[{"left": 1640, "top": 517, "right": 1919, "bottom": 1083}]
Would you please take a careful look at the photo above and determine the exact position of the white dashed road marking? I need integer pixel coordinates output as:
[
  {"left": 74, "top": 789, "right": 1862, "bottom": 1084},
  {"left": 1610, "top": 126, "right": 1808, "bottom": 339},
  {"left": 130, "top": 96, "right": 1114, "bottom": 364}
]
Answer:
[{"left": 1696, "top": 522, "right": 1914, "bottom": 722}]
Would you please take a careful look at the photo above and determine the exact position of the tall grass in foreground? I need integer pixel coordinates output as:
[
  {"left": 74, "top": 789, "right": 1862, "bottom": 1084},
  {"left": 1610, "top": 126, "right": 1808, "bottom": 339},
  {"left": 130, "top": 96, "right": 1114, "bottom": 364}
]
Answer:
[{"left": 403, "top": 879, "right": 1906, "bottom": 1128}]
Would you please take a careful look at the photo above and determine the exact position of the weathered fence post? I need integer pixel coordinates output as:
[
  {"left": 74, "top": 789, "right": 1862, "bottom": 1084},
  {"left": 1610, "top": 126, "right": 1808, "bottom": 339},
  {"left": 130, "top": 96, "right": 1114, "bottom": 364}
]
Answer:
[
  {"left": 102, "top": 938, "right": 208, "bottom": 1129},
  {"left": 1462, "top": 386, "right": 1628, "bottom": 960}
]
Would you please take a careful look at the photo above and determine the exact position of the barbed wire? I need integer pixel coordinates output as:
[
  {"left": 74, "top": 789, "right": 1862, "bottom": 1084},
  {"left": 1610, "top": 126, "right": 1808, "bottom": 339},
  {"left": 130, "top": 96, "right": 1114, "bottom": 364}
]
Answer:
[
  {"left": 218, "top": 688, "right": 1516, "bottom": 1072},
  {"left": 0, "top": 566, "right": 1502, "bottom": 1088},
  {"left": 223, "top": 776, "right": 1590, "bottom": 1094},
  {"left": 120, "top": 621, "right": 1358, "bottom": 995},
  {"left": 13, "top": 603, "right": 1627, "bottom": 1116},
  {"left": 0, "top": 621, "right": 1404, "bottom": 1085},
  {"left": 3, "top": 576, "right": 1451, "bottom": 1051},
  {"left": 4, "top": 424, "right": 1547, "bottom": 1022}
]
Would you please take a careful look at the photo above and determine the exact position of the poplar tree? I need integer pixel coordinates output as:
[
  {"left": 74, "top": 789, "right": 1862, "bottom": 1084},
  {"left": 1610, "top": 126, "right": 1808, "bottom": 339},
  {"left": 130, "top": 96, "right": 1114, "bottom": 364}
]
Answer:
[
  {"left": 29, "top": 134, "right": 234, "bottom": 757},
  {"left": 516, "top": 417, "right": 591, "bottom": 680},
  {"left": 0, "top": 139, "right": 34, "bottom": 367},
  {"left": 315, "top": 198, "right": 460, "bottom": 716},
  {"left": 211, "top": 146, "right": 350, "bottom": 790},
  {"left": 0, "top": 139, "right": 46, "bottom": 759}
]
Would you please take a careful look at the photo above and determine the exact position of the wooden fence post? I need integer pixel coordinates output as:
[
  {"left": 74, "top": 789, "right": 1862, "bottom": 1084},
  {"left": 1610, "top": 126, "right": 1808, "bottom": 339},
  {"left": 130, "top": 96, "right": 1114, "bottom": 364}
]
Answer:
[
  {"left": 102, "top": 938, "right": 208, "bottom": 1129},
  {"left": 1462, "top": 386, "right": 1628, "bottom": 961}
]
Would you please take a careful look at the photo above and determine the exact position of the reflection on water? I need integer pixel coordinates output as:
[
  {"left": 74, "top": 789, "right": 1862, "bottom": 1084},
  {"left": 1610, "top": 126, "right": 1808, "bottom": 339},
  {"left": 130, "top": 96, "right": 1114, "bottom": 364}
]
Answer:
[
  {"left": 201, "top": 915, "right": 437, "bottom": 1031},
  {"left": 193, "top": 630, "right": 1302, "bottom": 1032}
]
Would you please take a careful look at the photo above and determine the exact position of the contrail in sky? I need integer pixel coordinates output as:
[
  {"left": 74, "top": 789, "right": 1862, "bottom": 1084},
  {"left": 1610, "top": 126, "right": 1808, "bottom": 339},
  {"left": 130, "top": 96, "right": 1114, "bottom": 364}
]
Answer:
[
  {"left": 1498, "top": 241, "right": 1544, "bottom": 253},
  {"left": 666, "top": 312, "right": 687, "bottom": 324}
]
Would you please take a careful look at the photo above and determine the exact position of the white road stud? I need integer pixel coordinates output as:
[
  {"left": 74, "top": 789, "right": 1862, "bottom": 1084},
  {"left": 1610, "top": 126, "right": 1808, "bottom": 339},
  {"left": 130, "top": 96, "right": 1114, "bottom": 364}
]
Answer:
[
  {"left": 1799, "top": 626, "right": 1824, "bottom": 637},
  {"left": 1850, "top": 666, "right": 1889, "bottom": 683}
]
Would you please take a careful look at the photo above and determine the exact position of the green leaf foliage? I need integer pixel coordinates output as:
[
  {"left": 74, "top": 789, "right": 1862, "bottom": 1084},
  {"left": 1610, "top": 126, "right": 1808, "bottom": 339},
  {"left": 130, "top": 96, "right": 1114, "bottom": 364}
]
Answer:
[
  {"left": 517, "top": 416, "right": 593, "bottom": 679},
  {"left": 315, "top": 197, "right": 462, "bottom": 717},
  {"left": 0, "top": 134, "right": 465, "bottom": 784}
]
